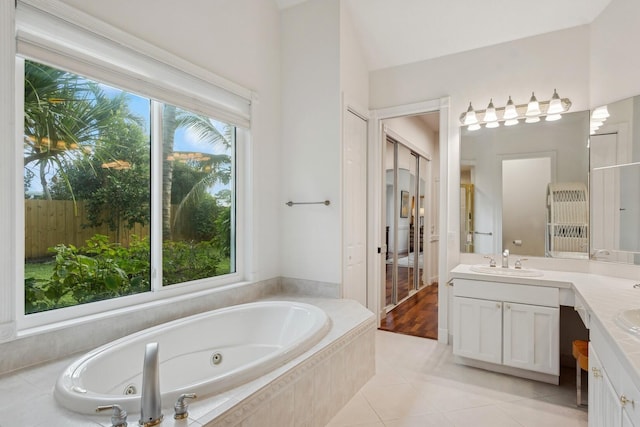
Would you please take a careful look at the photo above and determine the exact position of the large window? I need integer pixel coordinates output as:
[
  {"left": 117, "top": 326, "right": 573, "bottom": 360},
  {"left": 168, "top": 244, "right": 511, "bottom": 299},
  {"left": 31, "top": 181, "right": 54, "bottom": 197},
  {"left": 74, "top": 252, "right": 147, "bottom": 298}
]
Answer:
[{"left": 23, "top": 60, "right": 236, "bottom": 314}]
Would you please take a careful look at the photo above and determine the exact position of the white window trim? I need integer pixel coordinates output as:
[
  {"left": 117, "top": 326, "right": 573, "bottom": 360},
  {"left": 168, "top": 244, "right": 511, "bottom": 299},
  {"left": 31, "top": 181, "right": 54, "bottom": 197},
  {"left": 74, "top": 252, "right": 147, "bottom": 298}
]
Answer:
[{"left": 9, "top": 0, "right": 253, "bottom": 334}]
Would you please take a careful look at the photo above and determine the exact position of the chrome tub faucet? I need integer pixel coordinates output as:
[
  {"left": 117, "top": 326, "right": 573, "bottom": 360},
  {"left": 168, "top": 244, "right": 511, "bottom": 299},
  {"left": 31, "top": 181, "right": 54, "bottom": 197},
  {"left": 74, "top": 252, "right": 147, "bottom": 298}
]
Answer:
[{"left": 140, "top": 342, "right": 163, "bottom": 426}]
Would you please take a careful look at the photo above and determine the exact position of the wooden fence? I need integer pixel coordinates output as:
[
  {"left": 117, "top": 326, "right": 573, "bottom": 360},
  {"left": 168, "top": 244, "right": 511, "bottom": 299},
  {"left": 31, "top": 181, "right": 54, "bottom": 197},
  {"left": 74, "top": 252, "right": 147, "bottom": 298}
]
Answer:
[{"left": 25, "top": 200, "right": 150, "bottom": 260}]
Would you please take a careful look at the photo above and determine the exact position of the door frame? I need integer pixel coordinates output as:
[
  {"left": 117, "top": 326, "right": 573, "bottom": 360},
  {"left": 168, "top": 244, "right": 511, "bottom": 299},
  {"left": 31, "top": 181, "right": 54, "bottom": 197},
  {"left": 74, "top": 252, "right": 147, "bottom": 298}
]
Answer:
[{"left": 369, "top": 97, "right": 451, "bottom": 344}]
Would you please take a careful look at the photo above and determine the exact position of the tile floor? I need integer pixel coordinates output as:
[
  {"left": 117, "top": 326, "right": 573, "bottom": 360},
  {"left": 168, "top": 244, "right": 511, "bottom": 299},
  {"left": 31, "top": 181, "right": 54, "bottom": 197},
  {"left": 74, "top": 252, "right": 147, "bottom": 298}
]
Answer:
[{"left": 327, "top": 330, "right": 588, "bottom": 427}]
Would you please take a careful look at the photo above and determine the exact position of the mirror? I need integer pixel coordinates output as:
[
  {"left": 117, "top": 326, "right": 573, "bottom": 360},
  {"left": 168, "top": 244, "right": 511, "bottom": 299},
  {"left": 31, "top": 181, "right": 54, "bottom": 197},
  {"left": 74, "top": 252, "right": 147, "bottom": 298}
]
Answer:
[
  {"left": 460, "top": 110, "right": 590, "bottom": 259},
  {"left": 590, "top": 94, "right": 640, "bottom": 264}
]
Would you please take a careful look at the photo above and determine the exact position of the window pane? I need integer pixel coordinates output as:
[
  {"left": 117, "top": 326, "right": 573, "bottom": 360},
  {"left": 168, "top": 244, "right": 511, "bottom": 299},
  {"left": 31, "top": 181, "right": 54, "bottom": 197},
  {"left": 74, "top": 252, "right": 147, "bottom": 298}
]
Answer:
[
  {"left": 161, "top": 104, "right": 235, "bottom": 285},
  {"left": 23, "top": 60, "right": 152, "bottom": 314}
]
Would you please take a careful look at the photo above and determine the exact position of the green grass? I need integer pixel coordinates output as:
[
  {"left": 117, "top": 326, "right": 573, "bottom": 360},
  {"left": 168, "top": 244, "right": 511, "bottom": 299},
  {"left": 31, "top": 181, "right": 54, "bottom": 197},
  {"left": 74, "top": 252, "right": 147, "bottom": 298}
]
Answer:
[{"left": 24, "top": 261, "right": 54, "bottom": 280}]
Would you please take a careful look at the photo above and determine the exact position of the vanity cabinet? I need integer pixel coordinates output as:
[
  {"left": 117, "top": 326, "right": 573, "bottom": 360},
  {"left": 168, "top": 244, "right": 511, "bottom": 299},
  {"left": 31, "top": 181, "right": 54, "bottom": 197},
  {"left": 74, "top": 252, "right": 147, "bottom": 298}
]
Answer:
[
  {"left": 452, "top": 278, "right": 559, "bottom": 380},
  {"left": 589, "top": 321, "right": 640, "bottom": 427}
]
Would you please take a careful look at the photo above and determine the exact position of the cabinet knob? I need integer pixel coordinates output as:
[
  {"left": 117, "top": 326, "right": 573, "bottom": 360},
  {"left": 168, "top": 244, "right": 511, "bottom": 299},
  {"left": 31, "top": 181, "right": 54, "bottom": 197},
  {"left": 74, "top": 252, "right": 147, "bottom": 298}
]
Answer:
[
  {"left": 496, "top": 303, "right": 501, "bottom": 309},
  {"left": 591, "top": 367, "right": 602, "bottom": 378},
  {"left": 620, "top": 394, "right": 634, "bottom": 407},
  {"left": 505, "top": 304, "right": 511, "bottom": 309}
]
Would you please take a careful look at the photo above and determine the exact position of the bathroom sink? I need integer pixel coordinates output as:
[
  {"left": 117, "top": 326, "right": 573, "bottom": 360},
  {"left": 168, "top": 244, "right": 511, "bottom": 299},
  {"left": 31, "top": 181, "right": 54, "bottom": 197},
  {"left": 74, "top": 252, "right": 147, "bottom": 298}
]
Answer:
[
  {"left": 614, "top": 309, "right": 640, "bottom": 337},
  {"left": 469, "top": 265, "right": 544, "bottom": 277}
]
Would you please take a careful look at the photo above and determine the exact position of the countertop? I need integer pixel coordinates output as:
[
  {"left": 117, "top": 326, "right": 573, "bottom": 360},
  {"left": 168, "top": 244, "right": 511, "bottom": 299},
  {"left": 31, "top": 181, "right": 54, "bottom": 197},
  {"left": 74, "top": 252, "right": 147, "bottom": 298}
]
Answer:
[{"left": 451, "top": 264, "right": 640, "bottom": 391}]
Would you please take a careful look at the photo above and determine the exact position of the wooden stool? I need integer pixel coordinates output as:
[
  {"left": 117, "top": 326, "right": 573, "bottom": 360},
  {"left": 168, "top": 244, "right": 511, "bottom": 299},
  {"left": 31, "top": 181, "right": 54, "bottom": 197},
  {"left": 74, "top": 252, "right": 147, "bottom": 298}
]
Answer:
[{"left": 572, "top": 340, "right": 589, "bottom": 406}]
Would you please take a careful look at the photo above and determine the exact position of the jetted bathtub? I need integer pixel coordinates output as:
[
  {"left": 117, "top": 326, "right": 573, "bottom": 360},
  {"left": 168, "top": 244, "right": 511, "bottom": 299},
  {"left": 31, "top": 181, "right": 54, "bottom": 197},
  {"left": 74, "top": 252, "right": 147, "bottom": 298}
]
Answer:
[{"left": 54, "top": 301, "right": 331, "bottom": 415}]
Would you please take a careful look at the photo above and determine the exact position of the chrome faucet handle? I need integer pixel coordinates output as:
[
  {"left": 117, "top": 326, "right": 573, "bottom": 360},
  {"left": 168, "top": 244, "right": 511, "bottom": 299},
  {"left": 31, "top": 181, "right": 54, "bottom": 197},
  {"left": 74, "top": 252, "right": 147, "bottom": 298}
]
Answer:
[
  {"left": 96, "top": 404, "right": 128, "bottom": 427},
  {"left": 174, "top": 393, "right": 197, "bottom": 420},
  {"left": 483, "top": 255, "right": 496, "bottom": 267},
  {"left": 514, "top": 258, "right": 528, "bottom": 269}
]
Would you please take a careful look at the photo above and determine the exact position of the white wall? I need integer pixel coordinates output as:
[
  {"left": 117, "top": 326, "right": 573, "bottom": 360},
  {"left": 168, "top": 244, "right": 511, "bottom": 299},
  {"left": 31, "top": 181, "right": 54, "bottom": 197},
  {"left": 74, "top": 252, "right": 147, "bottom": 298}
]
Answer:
[
  {"left": 340, "top": 2, "right": 369, "bottom": 109},
  {"left": 590, "top": 0, "right": 640, "bottom": 107},
  {"left": 280, "top": 0, "right": 342, "bottom": 283},
  {"left": 58, "top": 0, "right": 283, "bottom": 282}
]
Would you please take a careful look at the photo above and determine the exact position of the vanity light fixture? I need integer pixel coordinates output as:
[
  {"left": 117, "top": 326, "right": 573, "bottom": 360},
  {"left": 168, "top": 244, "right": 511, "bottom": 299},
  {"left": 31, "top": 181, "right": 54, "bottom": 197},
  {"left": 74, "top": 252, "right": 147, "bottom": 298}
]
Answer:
[{"left": 460, "top": 90, "right": 572, "bottom": 130}]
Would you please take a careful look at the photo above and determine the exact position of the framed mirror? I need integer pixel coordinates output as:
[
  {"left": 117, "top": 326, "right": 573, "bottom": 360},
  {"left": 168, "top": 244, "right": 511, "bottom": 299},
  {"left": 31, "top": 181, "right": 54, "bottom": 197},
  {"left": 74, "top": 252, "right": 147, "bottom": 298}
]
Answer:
[
  {"left": 590, "top": 94, "right": 640, "bottom": 264},
  {"left": 460, "top": 110, "right": 590, "bottom": 259}
]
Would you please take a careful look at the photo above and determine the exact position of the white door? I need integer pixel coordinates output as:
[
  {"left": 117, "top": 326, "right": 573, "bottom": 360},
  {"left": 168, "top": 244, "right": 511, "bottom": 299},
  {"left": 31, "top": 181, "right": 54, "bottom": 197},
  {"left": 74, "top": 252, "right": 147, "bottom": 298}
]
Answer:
[
  {"left": 453, "top": 296, "right": 502, "bottom": 364},
  {"left": 502, "top": 157, "right": 551, "bottom": 256},
  {"left": 343, "top": 109, "right": 368, "bottom": 306},
  {"left": 503, "top": 302, "right": 559, "bottom": 375}
]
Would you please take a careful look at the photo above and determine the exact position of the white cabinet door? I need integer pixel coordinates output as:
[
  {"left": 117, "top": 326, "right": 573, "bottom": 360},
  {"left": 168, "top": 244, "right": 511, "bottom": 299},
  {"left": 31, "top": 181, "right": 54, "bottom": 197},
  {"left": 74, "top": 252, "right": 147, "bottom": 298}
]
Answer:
[
  {"left": 589, "top": 344, "right": 622, "bottom": 427},
  {"left": 453, "top": 296, "right": 502, "bottom": 364},
  {"left": 503, "top": 302, "right": 559, "bottom": 375}
]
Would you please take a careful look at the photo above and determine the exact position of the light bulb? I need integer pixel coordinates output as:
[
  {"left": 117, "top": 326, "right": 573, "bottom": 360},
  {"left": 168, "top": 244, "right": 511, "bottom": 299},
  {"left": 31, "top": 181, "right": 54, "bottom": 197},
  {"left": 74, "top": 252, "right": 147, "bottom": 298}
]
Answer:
[
  {"left": 486, "top": 121, "right": 499, "bottom": 128},
  {"left": 546, "top": 114, "right": 562, "bottom": 122},
  {"left": 525, "top": 116, "right": 540, "bottom": 124},
  {"left": 484, "top": 99, "right": 498, "bottom": 123},
  {"left": 468, "top": 123, "right": 481, "bottom": 131},
  {"left": 526, "top": 92, "right": 541, "bottom": 116},
  {"left": 503, "top": 96, "right": 518, "bottom": 120},
  {"left": 547, "top": 89, "right": 563, "bottom": 114},
  {"left": 463, "top": 102, "right": 478, "bottom": 125},
  {"left": 504, "top": 118, "right": 519, "bottom": 126}
]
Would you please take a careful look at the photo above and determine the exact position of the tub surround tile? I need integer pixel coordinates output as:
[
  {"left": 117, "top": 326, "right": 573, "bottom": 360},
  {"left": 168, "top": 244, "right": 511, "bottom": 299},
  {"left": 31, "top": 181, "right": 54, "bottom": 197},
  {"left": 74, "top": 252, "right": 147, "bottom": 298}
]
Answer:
[
  {"left": 292, "top": 372, "right": 314, "bottom": 426},
  {"left": 279, "top": 277, "right": 341, "bottom": 298}
]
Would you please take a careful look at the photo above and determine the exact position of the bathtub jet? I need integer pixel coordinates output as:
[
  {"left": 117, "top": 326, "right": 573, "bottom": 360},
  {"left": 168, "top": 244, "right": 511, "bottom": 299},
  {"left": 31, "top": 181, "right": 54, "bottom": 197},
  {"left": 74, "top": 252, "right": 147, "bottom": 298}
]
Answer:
[{"left": 54, "top": 301, "right": 331, "bottom": 415}]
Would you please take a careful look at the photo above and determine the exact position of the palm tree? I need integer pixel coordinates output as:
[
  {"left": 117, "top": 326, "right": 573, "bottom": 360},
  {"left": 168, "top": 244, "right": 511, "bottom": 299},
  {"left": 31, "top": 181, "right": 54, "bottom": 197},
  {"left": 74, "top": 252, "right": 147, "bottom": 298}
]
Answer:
[
  {"left": 161, "top": 107, "right": 233, "bottom": 240},
  {"left": 23, "top": 60, "right": 130, "bottom": 201}
]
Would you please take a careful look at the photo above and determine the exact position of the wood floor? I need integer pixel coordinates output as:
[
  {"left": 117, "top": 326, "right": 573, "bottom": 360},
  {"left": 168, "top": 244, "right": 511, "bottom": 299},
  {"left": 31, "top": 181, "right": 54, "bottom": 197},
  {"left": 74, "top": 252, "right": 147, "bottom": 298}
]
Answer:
[{"left": 379, "top": 283, "right": 438, "bottom": 340}]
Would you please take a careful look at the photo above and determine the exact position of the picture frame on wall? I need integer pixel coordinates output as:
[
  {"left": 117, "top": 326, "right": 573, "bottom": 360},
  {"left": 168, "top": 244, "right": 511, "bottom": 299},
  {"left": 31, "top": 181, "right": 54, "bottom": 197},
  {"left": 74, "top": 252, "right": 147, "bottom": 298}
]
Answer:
[{"left": 400, "top": 190, "right": 409, "bottom": 218}]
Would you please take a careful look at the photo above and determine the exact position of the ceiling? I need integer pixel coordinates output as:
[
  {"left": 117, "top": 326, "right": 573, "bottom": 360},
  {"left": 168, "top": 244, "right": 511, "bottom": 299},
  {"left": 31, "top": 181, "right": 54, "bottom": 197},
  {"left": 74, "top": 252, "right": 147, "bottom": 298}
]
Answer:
[{"left": 276, "top": 0, "right": 613, "bottom": 71}]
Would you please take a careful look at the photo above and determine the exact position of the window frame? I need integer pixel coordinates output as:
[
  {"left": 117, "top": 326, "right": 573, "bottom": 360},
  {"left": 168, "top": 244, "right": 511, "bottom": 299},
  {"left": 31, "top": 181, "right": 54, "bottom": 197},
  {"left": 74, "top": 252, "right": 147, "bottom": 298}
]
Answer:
[{"left": 12, "top": 0, "right": 251, "bottom": 332}]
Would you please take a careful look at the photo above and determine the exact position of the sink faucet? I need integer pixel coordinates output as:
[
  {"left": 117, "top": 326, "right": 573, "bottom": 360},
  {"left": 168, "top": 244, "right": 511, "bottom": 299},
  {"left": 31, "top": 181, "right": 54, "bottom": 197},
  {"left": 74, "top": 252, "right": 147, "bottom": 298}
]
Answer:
[
  {"left": 502, "top": 249, "right": 509, "bottom": 268},
  {"left": 140, "top": 342, "right": 163, "bottom": 426}
]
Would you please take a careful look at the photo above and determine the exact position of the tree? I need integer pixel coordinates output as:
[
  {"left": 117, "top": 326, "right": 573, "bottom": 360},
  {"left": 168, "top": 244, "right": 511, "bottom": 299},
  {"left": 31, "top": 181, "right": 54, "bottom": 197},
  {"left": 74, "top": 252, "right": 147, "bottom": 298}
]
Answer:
[
  {"left": 161, "top": 106, "right": 233, "bottom": 240},
  {"left": 23, "top": 60, "right": 129, "bottom": 201},
  {"left": 50, "top": 115, "right": 151, "bottom": 241}
]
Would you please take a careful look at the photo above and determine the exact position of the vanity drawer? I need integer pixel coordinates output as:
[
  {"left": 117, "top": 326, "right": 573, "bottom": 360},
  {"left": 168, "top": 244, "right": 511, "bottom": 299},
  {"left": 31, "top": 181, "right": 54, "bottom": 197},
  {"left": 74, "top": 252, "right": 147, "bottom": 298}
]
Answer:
[{"left": 453, "top": 279, "right": 559, "bottom": 307}]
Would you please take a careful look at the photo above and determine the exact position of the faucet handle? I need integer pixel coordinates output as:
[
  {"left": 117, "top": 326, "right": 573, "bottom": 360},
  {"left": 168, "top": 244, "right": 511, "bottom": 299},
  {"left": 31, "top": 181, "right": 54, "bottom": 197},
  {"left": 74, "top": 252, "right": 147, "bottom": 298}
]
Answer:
[
  {"left": 514, "top": 258, "right": 528, "bottom": 269},
  {"left": 96, "top": 404, "right": 128, "bottom": 427},
  {"left": 483, "top": 255, "right": 496, "bottom": 267},
  {"left": 174, "top": 393, "right": 197, "bottom": 420}
]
